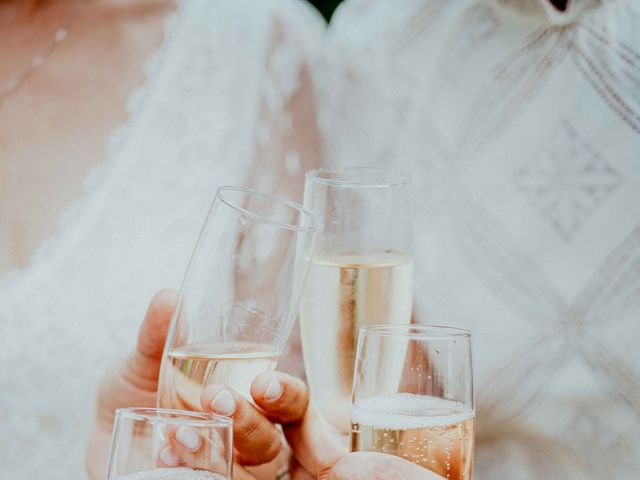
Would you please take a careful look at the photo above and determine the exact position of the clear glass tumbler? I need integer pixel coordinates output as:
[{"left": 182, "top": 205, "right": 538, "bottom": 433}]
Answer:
[
  {"left": 351, "top": 325, "right": 475, "bottom": 480},
  {"left": 106, "top": 408, "right": 233, "bottom": 480}
]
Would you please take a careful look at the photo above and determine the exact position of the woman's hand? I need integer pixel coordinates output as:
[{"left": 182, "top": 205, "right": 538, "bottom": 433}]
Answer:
[
  {"left": 283, "top": 405, "right": 444, "bottom": 480},
  {"left": 201, "top": 376, "right": 445, "bottom": 480},
  {"left": 85, "top": 289, "right": 445, "bottom": 480},
  {"left": 84, "top": 290, "right": 307, "bottom": 480},
  {"left": 199, "top": 372, "right": 344, "bottom": 479},
  {"left": 84, "top": 289, "right": 337, "bottom": 480},
  {"left": 85, "top": 289, "right": 179, "bottom": 480},
  {"left": 323, "top": 452, "right": 444, "bottom": 480}
]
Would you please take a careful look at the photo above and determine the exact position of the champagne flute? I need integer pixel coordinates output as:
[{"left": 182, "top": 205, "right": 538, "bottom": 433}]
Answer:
[
  {"left": 107, "top": 408, "right": 233, "bottom": 480},
  {"left": 300, "top": 167, "right": 413, "bottom": 436},
  {"left": 351, "top": 325, "right": 475, "bottom": 480},
  {"left": 158, "top": 186, "right": 321, "bottom": 410}
]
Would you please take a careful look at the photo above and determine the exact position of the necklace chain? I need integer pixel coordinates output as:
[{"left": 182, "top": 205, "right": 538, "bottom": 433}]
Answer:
[{"left": 0, "top": 3, "right": 82, "bottom": 108}]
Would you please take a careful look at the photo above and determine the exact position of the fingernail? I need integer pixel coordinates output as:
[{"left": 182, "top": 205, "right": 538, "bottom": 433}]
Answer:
[
  {"left": 176, "top": 426, "right": 200, "bottom": 451},
  {"left": 210, "top": 389, "right": 235, "bottom": 416},
  {"left": 264, "top": 378, "right": 282, "bottom": 401},
  {"left": 159, "top": 445, "right": 180, "bottom": 466}
]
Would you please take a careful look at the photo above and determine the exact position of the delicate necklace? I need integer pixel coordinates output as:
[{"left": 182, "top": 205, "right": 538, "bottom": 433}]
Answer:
[{"left": 0, "top": 2, "right": 83, "bottom": 108}]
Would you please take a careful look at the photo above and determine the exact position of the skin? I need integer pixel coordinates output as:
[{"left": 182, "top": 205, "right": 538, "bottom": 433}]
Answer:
[
  {"left": 86, "top": 290, "right": 444, "bottom": 480},
  {"left": 0, "top": 0, "right": 172, "bottom": 272},
  {"left": 328, "top": 453, "right": 445, "bottom": 480}
]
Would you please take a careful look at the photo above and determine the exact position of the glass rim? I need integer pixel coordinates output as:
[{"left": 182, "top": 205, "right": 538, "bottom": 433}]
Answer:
[
  {"left": 115, "top": 408, "right": 233, "bottom": 428},
  {"left": 359, "top": 324, "right": 471, "bottom": 339},
  {"left": 306, "top": 167, "right": 412, "bottom": 189},
  {"left": 216, "top": 186, "right": 323, "bottom": 232}
]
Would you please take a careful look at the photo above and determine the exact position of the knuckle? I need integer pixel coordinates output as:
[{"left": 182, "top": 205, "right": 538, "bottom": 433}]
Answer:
[
  {"left": 236, "top": 406, "right": 281, "bottom": 463},
  {"left": 278, "top": 380, "right": 308, "bottom": 421},
  {"left": 239, "top": 411, "right": 262, "bottom": 442},
  {"left": 262, "top": 435, "right": 282, "bottom": 462}
]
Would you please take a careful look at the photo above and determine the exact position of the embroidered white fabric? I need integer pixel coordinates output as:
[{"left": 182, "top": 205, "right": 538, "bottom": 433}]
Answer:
[
  {"left": 323, "top": 0, "right": 640, "bottom": 478},
  {"left": 0, "top": 0, "right": 323, "bottom": 478}
]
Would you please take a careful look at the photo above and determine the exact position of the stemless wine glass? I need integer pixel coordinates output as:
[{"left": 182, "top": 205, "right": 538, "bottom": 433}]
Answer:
[
  {"left": 351, "top": 325, "right": 475, "bottom": 480},
  {"left": 107, "top": 408, "right": 233, "bottom": 480},
  {"left": 300, "top": 167, "right": 413, "bottom": 436},
  {"left": 158, "top": 187, "right": 321, "bottom": 410}
]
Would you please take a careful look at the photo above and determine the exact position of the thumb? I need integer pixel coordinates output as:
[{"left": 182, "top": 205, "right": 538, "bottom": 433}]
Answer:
[
  {"left": 284, "top": 403, "right": 345, "bottom": 476},
  {"left": 136, "top": 289, "right": 178, "bottom": 357},
  {"left": 96, "top": 289, "right": 178, "bottom": 417},
  {"left": 328, "top": 452, "right": 444, "bottom": 480},
  {"left": 88, "top": 290, "right": 178, "bottom": 480},
  {"left": 128, "top": 289, "right": 178, "bottom": 389}
]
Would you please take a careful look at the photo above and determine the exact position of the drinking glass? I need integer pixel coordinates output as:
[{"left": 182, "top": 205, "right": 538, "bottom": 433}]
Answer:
[
  {"left": 107, "top": 408, "right": 233, "bottom": 480},
  {"left": 351, "top": 325, "right": 475, "bottom": 480},
  {"left": 300, "top": 167, "right": 413, "bottom": 435},
  {"left": 158, "top": 186, "right": 321, "bottom": 409}
]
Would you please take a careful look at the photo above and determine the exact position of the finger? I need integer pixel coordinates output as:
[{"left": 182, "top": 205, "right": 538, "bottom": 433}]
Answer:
[
  {"left": 290, "top": 459, "right": 315, "bottom": 480},
  {"left": 233, "top": 464, "right": 258, "bottom": 480},
  {"left": 160, "top": 424, "right": 233, "bottom": 476},
  {"left": 201, "top": 385, "right": 282, "bottom": 466},
  {"left": 157, "top": 444, "right": 183, "bottom": 468},
  {"left": 245, "top": 447, "right": 291, "bottom": 479},
  {"left": 168, "top": 424, "right": 205, "bottom": 455},
  {"left": 283, "top": 404, "right": 345, "bottom": 476},
  {"left": 137, "top": 289, "right": 178, "bottom": 358},
  {"left": 127, "top": 289, "right": 178, "bottom": 390},
  {"left": 327, "top": 452, "right": 443, "bottom": 480},
  {"left": 250, "top": 371, "right": 309, "bottom": 424}
]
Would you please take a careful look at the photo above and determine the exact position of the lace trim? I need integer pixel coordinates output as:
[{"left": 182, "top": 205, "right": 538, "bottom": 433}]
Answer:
[{"left": 0, "top": 0, "right": 184, "bottom": 296}]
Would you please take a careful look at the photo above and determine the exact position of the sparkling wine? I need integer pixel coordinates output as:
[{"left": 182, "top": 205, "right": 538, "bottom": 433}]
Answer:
[
  {"left": 158, "top": 342, "right": 280, "bottom": 410},
  {"left": 300, "top": 251, "right": 414, "bottom": 434},
  {"left": 351, "top": 394, "right": 474, "bottom": 480},
  {"left": 114, "top": 468, "right": 226, "bottom": 480}
]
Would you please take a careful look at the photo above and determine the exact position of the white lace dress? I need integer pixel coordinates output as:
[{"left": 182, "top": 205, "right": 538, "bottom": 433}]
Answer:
[
  {"left": 0, "top": 0, "right": 323, "bottom": 478},
  {"left": 324, "top": 0, "right": 640, "bottom": 478}
]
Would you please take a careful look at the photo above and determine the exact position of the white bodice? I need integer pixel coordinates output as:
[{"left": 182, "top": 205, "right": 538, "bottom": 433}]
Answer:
[
  {"left": 0, "top": 0, "right": 323, "bottom": 478},
  {"left": 324, "top": 0, "right": 640, "bottom": 478}
]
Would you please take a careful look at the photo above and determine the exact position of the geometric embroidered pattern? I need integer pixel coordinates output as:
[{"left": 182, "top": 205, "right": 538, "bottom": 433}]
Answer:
[{"left": 516, "top": 120, "right": 621, "bottom": 240}]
